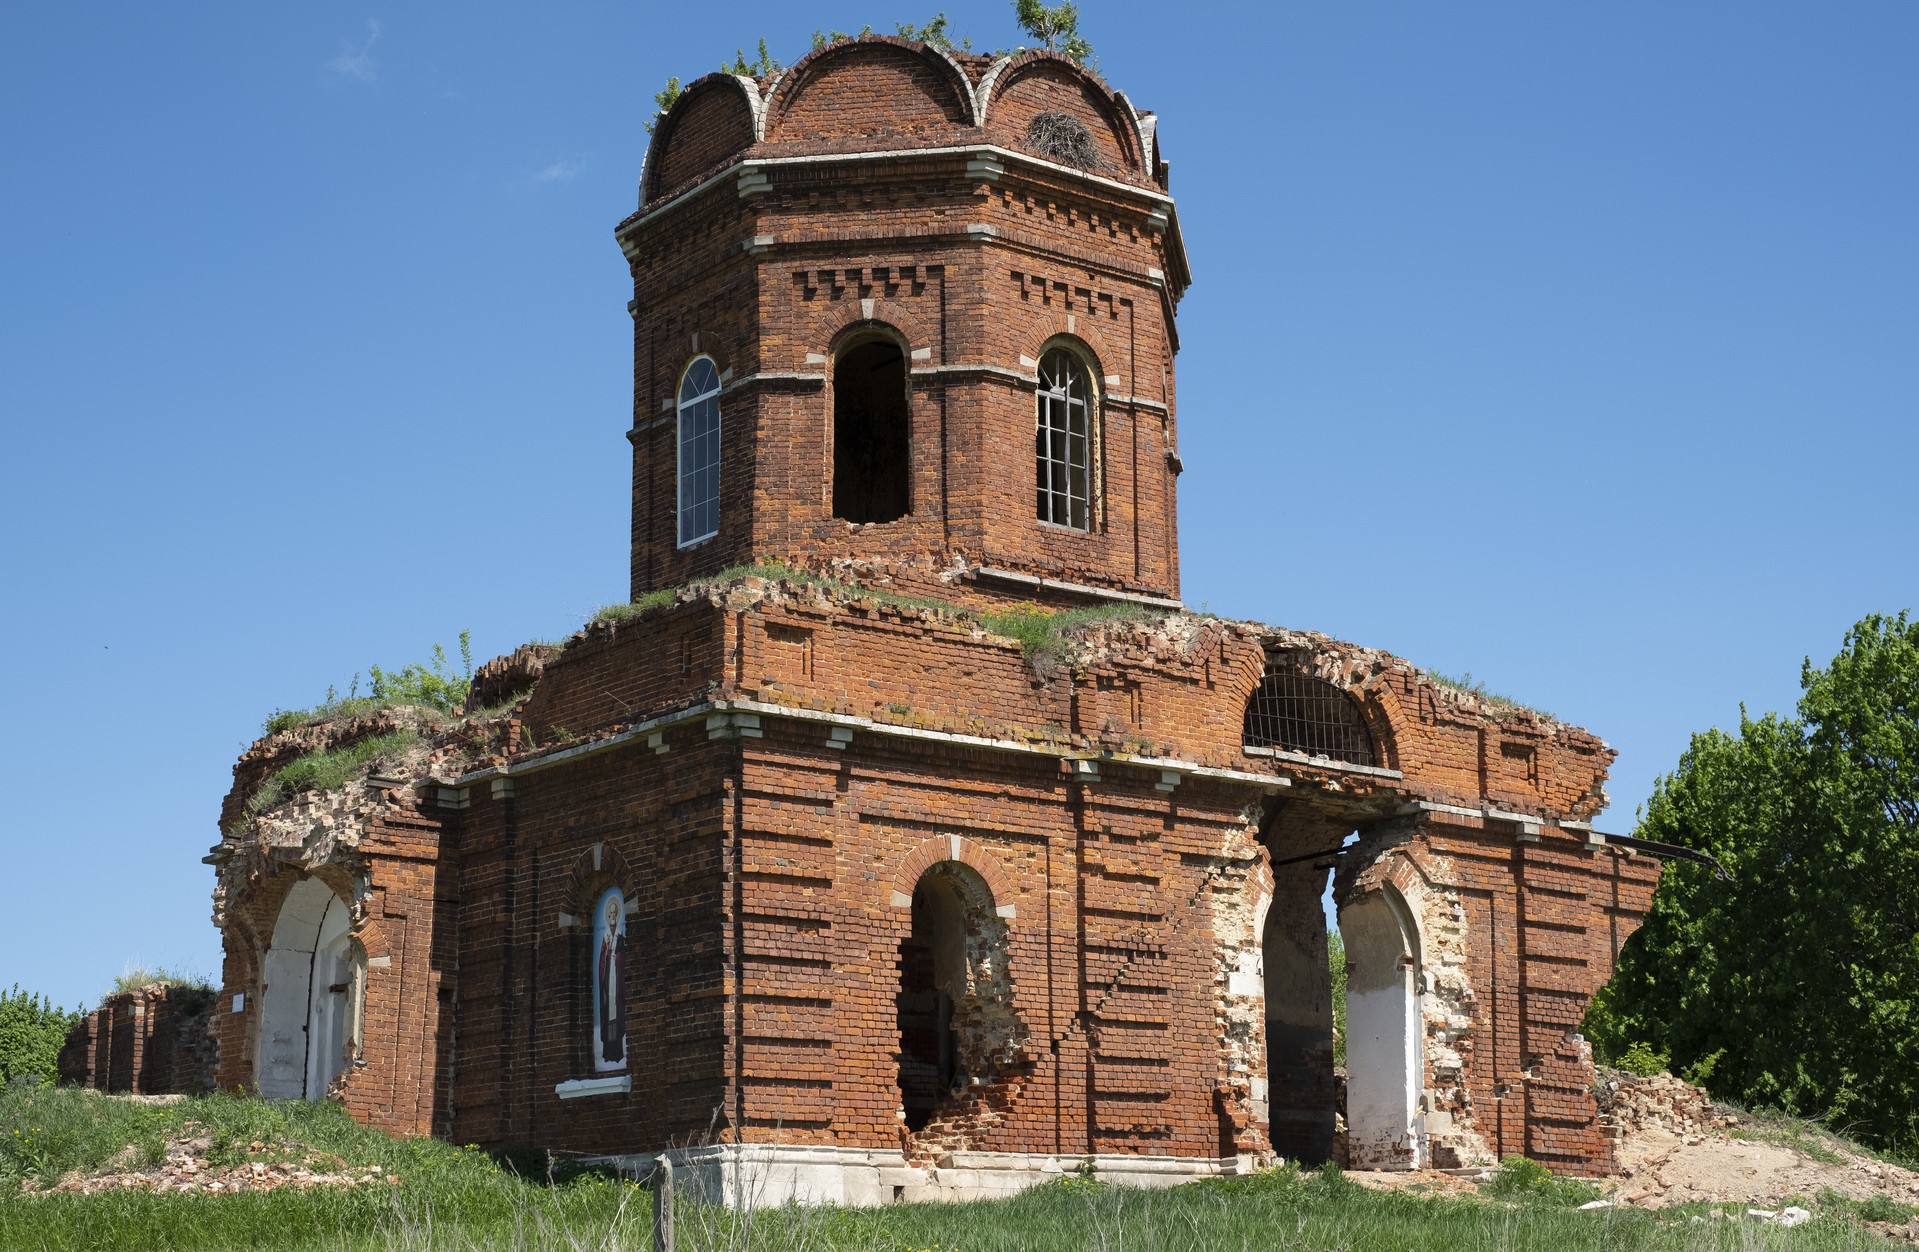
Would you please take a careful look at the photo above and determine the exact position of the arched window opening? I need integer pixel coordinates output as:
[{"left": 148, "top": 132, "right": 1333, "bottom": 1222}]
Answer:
[
  {"left": 1244, "top": 669, "right": 1377, "bottom": 767},
  {"left": 677, "top": 357, "right": 721, "bottom": 547},
  {"left": 832, "top": 338, "right": 910, "bottom": 523},
  {"left": 1035, "top": 347, "right": 1093, "bottom": 530},
  {"left": 256, "top": 877, "right": 361, "bottom": 1102},
  {"left": 591, "top": 887, "right": 628, "bottom": 1073}
]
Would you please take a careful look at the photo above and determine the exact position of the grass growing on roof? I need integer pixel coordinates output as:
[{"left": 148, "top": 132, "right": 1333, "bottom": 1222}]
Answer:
[
  {"left": 108, "top": 967, "right": 211, "bottom": 996},
  {"left": 979, "top": 601, "right": 1158, "bottom": 667},
  {"left": 588, "top": 560, "right": 970, "bottom": 631},
  {"left": 262, "top": 633, "right": 474, "bottom": 734},
  {"left": 1426, "top": 668, "right": 1550, "bottom": 717},
  {"left": 247, "top": 730, "right": 420, "bottom": 813}
]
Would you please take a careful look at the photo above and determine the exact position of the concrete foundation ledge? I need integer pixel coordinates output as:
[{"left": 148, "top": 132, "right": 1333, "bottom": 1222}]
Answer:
[{"left": 589, "top": 1144, "right": 1268, "bottom": 1208}]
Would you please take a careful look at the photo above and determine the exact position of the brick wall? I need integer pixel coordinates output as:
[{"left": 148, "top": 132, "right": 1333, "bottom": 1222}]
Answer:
[{"left": 60, "top": 985, "right": 216, "bottom": 1095}]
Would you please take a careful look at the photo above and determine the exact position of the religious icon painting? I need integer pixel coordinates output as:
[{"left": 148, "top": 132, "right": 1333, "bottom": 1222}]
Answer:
[{"left": 592, "top": 887, "right": 628, "bottom": 1071}]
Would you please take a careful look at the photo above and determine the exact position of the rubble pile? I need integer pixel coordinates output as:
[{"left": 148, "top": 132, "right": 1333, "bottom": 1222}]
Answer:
[
  {"left": 1596, "top": 1068, "right": 1738, "bottom": 1137},
  {"left": 29, "top": 1123, "right": 398, "bottom": 1197}
]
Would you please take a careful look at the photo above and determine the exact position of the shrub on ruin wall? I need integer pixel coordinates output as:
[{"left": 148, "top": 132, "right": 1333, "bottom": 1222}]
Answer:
[{"left": 262, "top": 632, "right": 472, "bottom": 734}]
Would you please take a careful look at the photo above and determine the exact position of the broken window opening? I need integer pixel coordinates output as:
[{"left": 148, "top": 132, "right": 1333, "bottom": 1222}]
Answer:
[
  {"left": 1035, "top": 347, "right": 1094, "bottom": 530},
  {"left": 832, "top": 338, "right": 910, "bottom": 523},
  {"left": 1244, "top": 669, "right": 1377, "bottom": 767}
]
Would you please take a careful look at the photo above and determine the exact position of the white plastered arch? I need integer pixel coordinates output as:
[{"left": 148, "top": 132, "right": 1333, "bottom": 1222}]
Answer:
[{"left": 1338, "top": 882, "right": 1425, "bottom": 1169}]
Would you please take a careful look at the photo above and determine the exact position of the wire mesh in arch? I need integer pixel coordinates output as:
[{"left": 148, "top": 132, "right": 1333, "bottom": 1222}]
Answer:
[{"left": 1243, "top": 669, "right": 1377, "bottom": 767}]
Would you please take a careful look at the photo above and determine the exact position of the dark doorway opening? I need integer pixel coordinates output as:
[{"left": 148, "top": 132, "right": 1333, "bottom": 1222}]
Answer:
[
  {"left": 833, "top": 339, "right": 910, "bottom": 523},
  {"left": 896, "top": 875, "right": 965, "bottom": 1131},
  {"left": 1259, "top": 805, "right": 1363, "bottom": 1167}
]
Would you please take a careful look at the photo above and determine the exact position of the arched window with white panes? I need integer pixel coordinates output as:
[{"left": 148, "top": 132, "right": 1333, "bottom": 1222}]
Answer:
[
  {"left": 1035, "top": 347, "right": 1093, "bottom": 531},
  {"left": 676, "top": 357, "right": 721, "bottom": 546}
]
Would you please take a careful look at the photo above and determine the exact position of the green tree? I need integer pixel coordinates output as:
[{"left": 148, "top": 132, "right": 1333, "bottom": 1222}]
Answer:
[
  {"left": 0, "top": 986, "right": 80, "bottom": 1087},
  {"left": 895, "top": 14, "right": 971, "bottom": 52},
  {"left": 1589, "top": 612, "right": 1919, "bottom": 1155},
  {"left": 721, "top": 38, "right": 780, "bottom": 78},
  {"left": 1328, "top": 929, "right": 1347, "bottom": 1067},
  {"left": 1014, "top": 0, "right": 1093, "bottom": 63},
  {"left": 645, "top": 77, "right": 682, "bottom": 136}
]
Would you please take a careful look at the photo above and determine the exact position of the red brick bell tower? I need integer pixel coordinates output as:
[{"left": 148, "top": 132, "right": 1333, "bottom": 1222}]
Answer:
[{"left": 616, "top": 37, "right": 1191, "bottom": 606}]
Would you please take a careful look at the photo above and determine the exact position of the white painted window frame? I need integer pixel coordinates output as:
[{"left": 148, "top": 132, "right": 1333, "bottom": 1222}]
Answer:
[{"left": 676, "top": 356, "right": 722, "bottom": 547}]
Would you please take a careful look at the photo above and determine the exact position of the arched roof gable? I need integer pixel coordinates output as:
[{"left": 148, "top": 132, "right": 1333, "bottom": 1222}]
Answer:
[
  {"left": 977, "top": 51, "right": 1144, "bottom": 175},
  {"left": 765, "top": 36, "right": 976, "bottom": 143},
  {"left": 642, "top": 72, "right": 762, "bottom": 203}
]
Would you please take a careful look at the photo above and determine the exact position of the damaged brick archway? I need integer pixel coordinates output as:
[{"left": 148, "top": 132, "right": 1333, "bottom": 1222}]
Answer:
[
  {"left": 891, "top": 856, "right": 1027, "bottom": 1157},
  {"left": 1251, "top": 796, "right": 1443, "bottom": 1172},
  {"left": 1338, "top": 882, "right": 1423, "bottom": 1169}
]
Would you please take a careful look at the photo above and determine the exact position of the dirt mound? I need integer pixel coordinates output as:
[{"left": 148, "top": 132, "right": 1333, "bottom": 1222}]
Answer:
[
  {"left": 1340, "top": 1071, "right": 1919, "bottom": 1242},
  {"left": 1600, "top": 1069, "right": 1919, "bottom": 1239}
]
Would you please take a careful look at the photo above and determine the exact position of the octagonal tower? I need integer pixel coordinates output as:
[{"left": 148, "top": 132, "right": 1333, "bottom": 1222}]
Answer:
[{"left": 616, "top": 37, "right": 1191, "bottom": 606}]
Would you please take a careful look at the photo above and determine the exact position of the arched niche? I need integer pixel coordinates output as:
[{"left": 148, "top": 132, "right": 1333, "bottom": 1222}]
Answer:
[
  {"left": 257, "top": 877, "right": 362, "bottom": 1101},
  {"left": 768, "top": 39, "right": 973, "bottom": 145},
  {"left": 645, "top": 74, "right": 759, "bottom": 202},
  {"left": 1339, "top": 885, "right": 1424, "bottom": 1169}
]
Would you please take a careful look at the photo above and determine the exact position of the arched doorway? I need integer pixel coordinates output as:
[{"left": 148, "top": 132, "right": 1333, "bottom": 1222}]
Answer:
[
  {"left": 257, "top": 877, "right": 361, "bottom": 1100},
  {"left": 1339, "top": 885, "right": 1423, "bottom": 1168}
]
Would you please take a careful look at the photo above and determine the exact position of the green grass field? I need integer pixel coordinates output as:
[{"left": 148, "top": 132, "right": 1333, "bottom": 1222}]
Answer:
[{"left": 0, "top": 1086, "right": 1900, "bottom": 1251}]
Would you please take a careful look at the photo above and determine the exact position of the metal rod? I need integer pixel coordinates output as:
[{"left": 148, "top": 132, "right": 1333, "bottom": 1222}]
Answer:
[{"left": 1603, "top": 833, "right": 1733, "bottom": 882}]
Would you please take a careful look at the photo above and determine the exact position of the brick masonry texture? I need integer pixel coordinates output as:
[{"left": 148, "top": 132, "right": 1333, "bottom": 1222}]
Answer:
[
  {"left": 59, "top": 984, "right": 216, "bottom": 1096},
  {"left": 202, "top": 36, "right": 1662, "bottom": 1184}
]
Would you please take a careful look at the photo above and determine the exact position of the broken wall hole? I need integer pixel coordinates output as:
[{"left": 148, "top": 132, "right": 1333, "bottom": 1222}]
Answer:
[
  {"left": 1262, "top": 848, "right": 1339, "bottom": 1166},
  {"left": 832, "top": 337, "right": 910, "bottom": 524},
  {"left": 894, "top": 861, "right": 1021, "bottom": 1134},
  {"left": 1253, "top": 809, "right": 1426, "bottom": 1170}
]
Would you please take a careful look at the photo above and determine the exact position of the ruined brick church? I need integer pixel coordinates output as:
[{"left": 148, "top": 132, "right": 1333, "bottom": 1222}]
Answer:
[{"left": 205, "top": 36, "right": 1672, "bottom": 1201}]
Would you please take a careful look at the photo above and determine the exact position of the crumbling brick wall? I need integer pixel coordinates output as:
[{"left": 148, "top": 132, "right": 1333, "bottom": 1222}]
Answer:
[{"left": 60, "top": 984, "right": 216, "bottom": 1096}]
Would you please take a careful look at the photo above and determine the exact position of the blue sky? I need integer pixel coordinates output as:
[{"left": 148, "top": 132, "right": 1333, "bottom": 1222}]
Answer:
[{"left": 2, "top": 2, "right": 1913, "bottom": 1008}]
